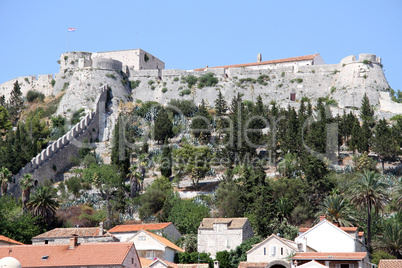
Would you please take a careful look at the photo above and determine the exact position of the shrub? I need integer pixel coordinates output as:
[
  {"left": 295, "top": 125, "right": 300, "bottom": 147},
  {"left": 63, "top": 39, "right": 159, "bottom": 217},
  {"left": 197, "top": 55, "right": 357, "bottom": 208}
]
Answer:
[
  {"left": 168, "top": 99, "right": 197, "bottom": 117},
  {"left": 362, "top": 59, "right": 371, "bottom": 65},
  {"left": 148, "top": 80, "right": 155, "bottom": 86},
  {"left": 281, "top": 72, "right": 285, "bottom": 77},
  {"left": 162, "top": 88, "right": 168, "bottom": 93},
  {"left": 198, "top": 73, "right": 218, "bottom": 88},
  {"left": 26, "top": 90, "right": 45, "bottom": 102},
  {"left": 257, "top": 74, "right": 270, "bottom": 85},
  {"left": 62, "top": 82, "right": 69, "bottom": 91},
  {"left": 330, "top": 86, "right": 336, "bottom": 94},
  {"left": 179, "top": 89, "right": 191, "bottom": 96},
  {"left": 151, "top": 86, "right": 155, "bottom": 90},
  {"left": 130, "top": 80, "right": 141, "bottom": 89},
  {"left": 71, "top": 108, "right": 85, "bottom": 125},
  {"left": 106, "top": 73, "right": 116, "bottom": 79},
  {"left": 173, "top": 77, "right": 179, "bottom": 82},
  {"left": 144, "top": 53, "right": 149, "bottom": 62},
  {"left": 50, "top": 79, "right": 56, "bottom": 87},
  {"left": 184, "top": 75, "right": 197, "bottom": 88}
]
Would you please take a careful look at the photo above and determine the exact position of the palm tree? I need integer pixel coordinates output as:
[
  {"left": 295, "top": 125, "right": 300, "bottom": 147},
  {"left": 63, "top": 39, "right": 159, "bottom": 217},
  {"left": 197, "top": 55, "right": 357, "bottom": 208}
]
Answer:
[
  {"left": 349, "top": 170, "right": 389, "bottom": 250},
  {"left": 19, "top": 173, "right": 33, "bottom": 210},
  {"left": 0, "top": 167, "right": 12, "bottom": 196},
  {"left": 128, "top": 164, "right": 141, "bottom": 197},
  {"left": 275, "top": 197, "right": 293, "bottom": 221},
  {"left": 315, "top": 194, "right": 354, "bottom": 227},
  {"left": 374, "top": 217, "right": 402, "bottom": 258},
  {"left": 26, "top": 186, "right": 59, "bottom": 224}
]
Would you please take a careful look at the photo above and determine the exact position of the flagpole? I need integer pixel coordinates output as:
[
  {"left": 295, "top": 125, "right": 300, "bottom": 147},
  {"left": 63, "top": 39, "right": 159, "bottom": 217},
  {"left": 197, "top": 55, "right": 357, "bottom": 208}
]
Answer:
[{"left": 67, "top": 29, "right": 69, "bottom": 52}]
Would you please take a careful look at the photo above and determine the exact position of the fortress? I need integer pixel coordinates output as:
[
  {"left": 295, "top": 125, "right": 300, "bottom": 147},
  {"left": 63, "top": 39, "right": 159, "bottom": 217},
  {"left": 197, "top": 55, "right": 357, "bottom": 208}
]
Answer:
[
  {"left": 1, "top": 48, "right": 400, "bottom": 118},
  {"left": 2, "top": 48, "right": 402, "bottom": 195}
]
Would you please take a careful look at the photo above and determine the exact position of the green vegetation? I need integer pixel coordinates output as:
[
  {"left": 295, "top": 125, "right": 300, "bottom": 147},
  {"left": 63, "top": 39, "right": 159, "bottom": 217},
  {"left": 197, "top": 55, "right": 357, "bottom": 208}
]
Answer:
[
  {"left": 173, "top": 77, "right": 179, "bottom": 82},
  {"left": 71, "top": 108, "right": 85, "bottom": 125},
  {"left": 130, "top": 80, "right": 141, "bottom": 89},
  {"left": 179, "top": 89, "right": 191, "bottom": 96},
  {"left": 162, "top": 87, "right": 168, "bottom": 93},
  {"left": 62, "top": 82, "right": 69, "bottom": 91},
  {"left": 290, "top": 78, "right": 303, "bottom": 83},
  {"left": 106, "top": 73, "right": 116, "bottom": 79},
  {"left": 26, "top": 90, "right": 45, "bottom": 102},
  {"left": 144, "top": 53, "right": 149, "bottom": 62}
]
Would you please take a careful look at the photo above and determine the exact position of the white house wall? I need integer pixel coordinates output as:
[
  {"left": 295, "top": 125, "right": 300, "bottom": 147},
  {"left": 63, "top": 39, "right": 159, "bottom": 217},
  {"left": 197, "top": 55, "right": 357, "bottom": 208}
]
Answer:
[
  {"left": 247, "top": 237, "right": 296, "bottom": 262},
  {"left": 295, "top": 223, "right": 355, "bottom": 252},
  {"left": 129, "top": 234, "right": 166, "bottom": 251}
]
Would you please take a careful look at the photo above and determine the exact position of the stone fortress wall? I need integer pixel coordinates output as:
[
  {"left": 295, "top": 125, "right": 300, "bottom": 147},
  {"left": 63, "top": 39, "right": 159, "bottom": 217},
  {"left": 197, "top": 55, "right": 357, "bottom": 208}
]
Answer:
[{"left": 8, "top": 85, "right": 108, "bottom": 197}]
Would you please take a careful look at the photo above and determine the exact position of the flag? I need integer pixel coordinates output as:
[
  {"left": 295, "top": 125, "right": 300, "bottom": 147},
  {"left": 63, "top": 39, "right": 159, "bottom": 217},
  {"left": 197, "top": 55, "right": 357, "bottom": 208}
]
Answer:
[{"left": 68, "top": 28, "right": 76, "bottom": 32}]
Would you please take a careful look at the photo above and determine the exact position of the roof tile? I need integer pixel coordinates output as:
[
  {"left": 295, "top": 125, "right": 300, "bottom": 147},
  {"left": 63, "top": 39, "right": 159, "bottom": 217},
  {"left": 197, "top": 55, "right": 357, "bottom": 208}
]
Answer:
[
  {"left": 0, "top": 242, "right": 133, "bottom": 267},
  {"left": 378, "top": 260, "right": 402, "bottom": 268},
  {"left": 194, "top": 54, "right": 319, "bottom": 71},
  {"left": 293, "top": 252, "right": 367, "bottom": 260},
  {"left": 33, "top": 227, "right": 105, "bottom": 238},
  {"left": 109, "top": 222, "right": 172, "bottom": 233},
  {"left": 199, "top": 218, "right": 249, "bottom": 229},
  {"left": 144, "top": 230, "right": 184, "bottom": 252},
  {"left": 0, "top": 235, "right": 24, "bottom": 245}
]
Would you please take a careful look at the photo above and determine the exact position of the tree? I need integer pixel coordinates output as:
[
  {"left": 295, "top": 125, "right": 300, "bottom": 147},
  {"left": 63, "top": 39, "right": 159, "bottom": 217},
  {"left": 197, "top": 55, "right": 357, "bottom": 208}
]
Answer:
[
  {"left": 374, "top": 216, "right": 401, "bottom": 258},
  {"left": 315, "top": 194, "right": 354, "bottom": 227},
  {"left": 154, "top": 108, "right": 173, "bottom": 143},
  {"left": 161, "top": 138, "right": 172, "bottom": 178},
  {"left": 26, "top": 186, "right": 59, "bottom": 224},
  {"left": 191, "top": 99, "right": 212, "bottom": 140},
  {"left": 166, "top": 195, "right": 210, "bottom": 234},
  {"left": 7, "top": 81, "right": 24, "bottom": 124},
  {"left": 215, "top": 180, "right": 243, "bottom": 217},
  {"left": 372, "top": 119, "right": 400, "bottom": 171},
  {"left": 360, "top": 93, "right": 375, "bottom": 127},
  {"left": 19, "top": 173, "right": 33, "bottom": 210},
  {"left": 216, "top": 251, "right": 231, "bottom": 268},
  {"left": 128, "top": 164, "right": 141, "bottom": 197},
  {"left": 0, "top": 167, "right": 12, "bottom": 196},
  {"left": 229, "top": 237, "right": 262, "bottom": 268},
  {"left": 0, "top": 106, "right": 12, "bottom": 135},
  {"left": 139, "top": 176, "right": 173, "bottom": 221},
  {"left": 349, "top": 170, "right": 389, "bottom": 250},
  {"left": 215, "top": 90, "right": 227, "bottom": 116},
  {"left": 111, "top": 116, "right": 130, "bottom": 173}
]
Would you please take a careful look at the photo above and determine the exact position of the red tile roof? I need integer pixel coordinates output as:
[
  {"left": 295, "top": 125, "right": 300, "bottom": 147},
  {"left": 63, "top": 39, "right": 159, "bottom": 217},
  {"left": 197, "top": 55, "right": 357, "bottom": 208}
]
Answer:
[
  {"left": 144, "top": 230, "right": 184, "bottom": 252},
  {"left": 0, "top": 235, "right": 24, "bottom": 245},
  {"left": 238, "top": 262, "right": 269, "bottom": 268},
  {"left": 293, "top": 252, "right": 367, "bottom": 260},
  {"left": 33, "top": 227, "right": 104, "bottom": 238},
  {"left": 109, "top": 222, "right": 172, "bottom": 233},
  {"left": 194, "top": 54, "right": 319, "bottom": 71},
  {"left": 199, "top": 218, "right": 249, "bottom": 229},
  {"left": 140, "top": 257, "right": 155, "bottom": 267},
  {"left": 299, "top": 226, "right": 358, "bottom": 233},
  {"left": 358, "top": 232, "right": 364, "bottom": 237},
  {"left": 378, "top": 259, "right": 402, "bottom": 268},
  {"left": 0, "top": 242, "right": 134, "bottom": 267}
]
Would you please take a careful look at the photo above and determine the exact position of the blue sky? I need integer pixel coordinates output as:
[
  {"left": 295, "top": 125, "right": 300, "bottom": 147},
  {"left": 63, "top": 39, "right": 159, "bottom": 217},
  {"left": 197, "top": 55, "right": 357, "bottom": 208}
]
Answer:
[{"left": 1, "top": 0, "right": 401, "bottom": 92}]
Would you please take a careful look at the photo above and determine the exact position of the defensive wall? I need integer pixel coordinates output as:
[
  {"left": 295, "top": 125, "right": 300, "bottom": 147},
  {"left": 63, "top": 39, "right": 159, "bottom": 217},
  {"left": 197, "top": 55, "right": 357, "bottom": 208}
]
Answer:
[
  {"left": 128, "top": 54, "right": 390, "bottom": 113},
  {"left": 8, "top": 85, "right": 108, "bottom": 197},
  {"left": 0, "top": 74, "right": 54, "bottom": 100}
]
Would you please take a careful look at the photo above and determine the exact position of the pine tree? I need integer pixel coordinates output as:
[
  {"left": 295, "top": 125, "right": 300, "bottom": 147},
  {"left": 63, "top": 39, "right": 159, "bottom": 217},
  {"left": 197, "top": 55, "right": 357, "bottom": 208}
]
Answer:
[
  {"left": 111, "top": 116, "right": 130, "bottom": 173},
  {"left": 7, "top": 81, "right": 24, "bottom": 124},
  {"left": 248, "top": 95, "right": 265, "bottom": 147},
  {"left": 161, "top": 137, "right": 172, "bottom": 178},
  {"left": 154, "top": 108, "right": 173, "bottom": 143}
]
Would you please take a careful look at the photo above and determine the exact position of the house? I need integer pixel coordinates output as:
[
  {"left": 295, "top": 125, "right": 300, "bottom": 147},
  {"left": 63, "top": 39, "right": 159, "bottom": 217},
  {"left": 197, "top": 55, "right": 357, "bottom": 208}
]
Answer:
[
  {"left": 239, "top": 234, "right": 309, "bottom": 268},
  {"left": 291, "top": 252, "right": 370, "bottom": 268},
  {"left": 295, "top": 217, "right": 366, "bottom": 253},
  {"left": 109, "top": 222, "right": 181, "bottom": 242},
  {"left": 198, "top": 218, "right": 254, "bottom": 258},
  {"left": 294, "top": 260, "right": 328, "bottom": 268},
  {"left": 0, "top": 237, "right": 141, "bottom": 268},
  {"left": 140, "top": 257, "right": 209, "bottom": 268},
  {"left": 378, "top": 259, "right": 402, "bottom": 268},
  {"left": 31, "top": 223, "right": 119, "bottom": 245},
  {"left": 194, "top": 54, "right": 325, "bottom": 72},
  {"left": 0, "top": 235, "right": 24, "bottom": 246},
  {"left": 128, "top": 229, "right": 184, "bottom": 263}
]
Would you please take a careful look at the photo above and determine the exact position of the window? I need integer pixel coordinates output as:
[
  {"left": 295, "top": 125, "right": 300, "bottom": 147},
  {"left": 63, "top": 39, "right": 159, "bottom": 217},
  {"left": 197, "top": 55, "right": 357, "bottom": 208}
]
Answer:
[
  {"left": 336, "top": 264, "right": 354, "bottom": 268},
  {"left": 139, "top": 235, "right": 146, "bottom": 241},
  {"left": 281, "top": 247, "right": 283, "bottom": 255},
  {"left": 208, "top": 239, "right": 215, "bottom": 247},
  {"left": 269, "top": 246, "right": 276, "bottom": 257},
  {"left": 226, "top": 239, "right": 230, "bottom": 248},
  {"left": 146, "top": 251, "right": 155, "bottom": 260},
  {"left": 264, "top": 248, "right": 266, "bottom": 255}
]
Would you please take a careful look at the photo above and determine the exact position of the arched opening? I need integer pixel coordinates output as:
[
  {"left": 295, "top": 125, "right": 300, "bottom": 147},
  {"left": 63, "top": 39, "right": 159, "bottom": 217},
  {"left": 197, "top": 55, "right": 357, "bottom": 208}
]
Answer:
[{"left": 266, "top": 260, "right": 290, "bottom": 268}]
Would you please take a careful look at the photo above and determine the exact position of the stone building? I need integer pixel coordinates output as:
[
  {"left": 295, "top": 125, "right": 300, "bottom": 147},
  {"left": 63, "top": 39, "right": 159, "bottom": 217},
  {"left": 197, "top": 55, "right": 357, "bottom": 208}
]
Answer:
[
  {"left": 0, "top": 235, "right": 24, "bottom": 246},
  {"left": 109, "top": 222, "right": 181, "bottom": 242},
  {"left": 197, "top": 218, "right": 254, "bottom": 258},
  {"left": 0, "top": 239, "right": 140, "bottom": 268},
  {"left": 31, "top": 223, "right": 118, "bottom": 245}
]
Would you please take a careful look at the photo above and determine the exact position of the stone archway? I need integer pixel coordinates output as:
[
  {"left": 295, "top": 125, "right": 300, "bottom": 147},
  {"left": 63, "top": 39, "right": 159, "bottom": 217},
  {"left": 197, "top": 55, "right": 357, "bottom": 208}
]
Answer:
[{"left": 265, "top": 260, "right": 290, "bottom": 268}]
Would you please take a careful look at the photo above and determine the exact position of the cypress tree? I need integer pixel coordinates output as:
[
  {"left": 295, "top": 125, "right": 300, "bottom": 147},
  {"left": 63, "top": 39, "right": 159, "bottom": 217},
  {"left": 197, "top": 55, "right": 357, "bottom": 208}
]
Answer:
[
  {"left": 160, "top": 137, "right": 172, "bottom": 178},
  {"left": 111, "top": 116, "right": 130, "bottom": 173},
  {"left": 154, "top": 108, "right": 173, "bottom": 143},
  {"left": 214, "top": 90, "right": 227, "bottom": 116},
  {"left": 8, "top": 81, "right": 24, "bottom": 124},
  {"left": 191, "top": 99, "right": 212, "bottom": 140},
  {"left": 372, "top": 119, "right": 399, "bottom": 170},
  {"left": 360, "top": 93, "right": 375, "bottom": 127}
]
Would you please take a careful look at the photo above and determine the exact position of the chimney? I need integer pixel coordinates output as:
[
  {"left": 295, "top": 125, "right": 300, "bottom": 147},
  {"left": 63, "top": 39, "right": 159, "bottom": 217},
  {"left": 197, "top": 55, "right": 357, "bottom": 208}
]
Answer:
[
  {"left": 214, "top": 261, "right": 220, "bottom": 268},
  {"left": 99, "top": 222, "right": 104, "bottom": 236},
  {"left": 319, "top": 215, "right": 326, "bottom": 221},
  {"left": 257, "top": 54, "right": 262, "bottom": 63},
  {"left": 69, "top": 235, "right": 78, "bottom": 249}
]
